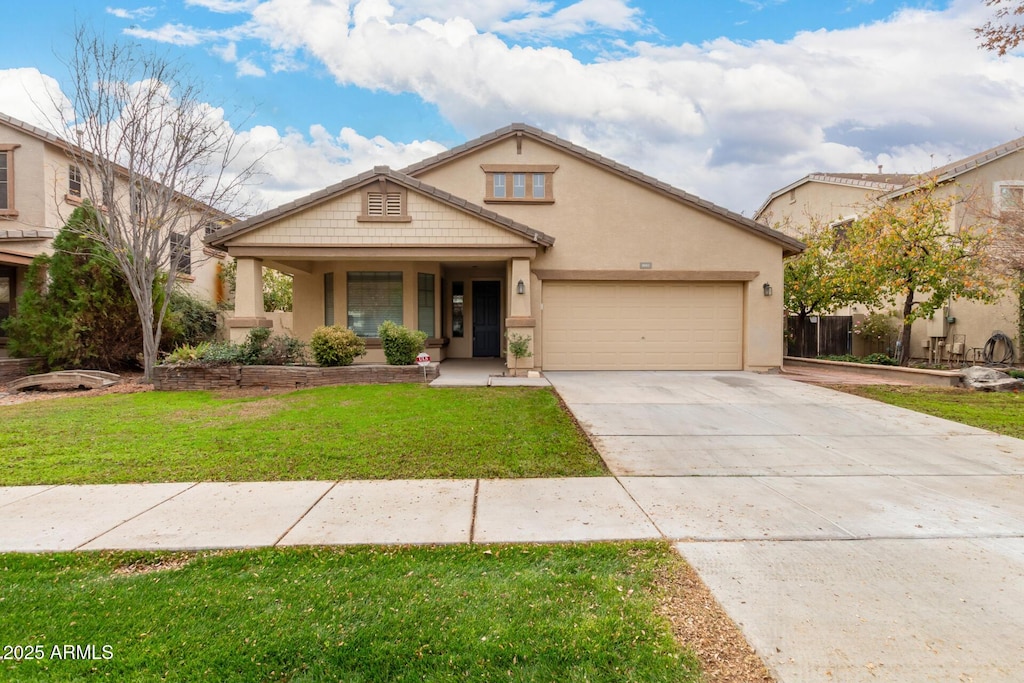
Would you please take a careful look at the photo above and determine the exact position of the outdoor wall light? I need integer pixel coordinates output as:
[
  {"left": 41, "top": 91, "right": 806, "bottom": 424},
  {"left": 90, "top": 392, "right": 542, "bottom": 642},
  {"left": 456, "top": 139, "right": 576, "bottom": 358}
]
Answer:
[
  {"left": 763, "top": 282, "right": 773, "bottom": 297},
  {"left": 517, "top": 279, "right": 526, "bottom": 295}
]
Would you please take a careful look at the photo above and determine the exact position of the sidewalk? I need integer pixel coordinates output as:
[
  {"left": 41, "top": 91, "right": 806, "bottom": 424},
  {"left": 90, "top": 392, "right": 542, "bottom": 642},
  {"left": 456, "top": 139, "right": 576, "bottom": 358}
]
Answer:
[{"left": 0, "top": 477, "right": 659, "bottom": 552}]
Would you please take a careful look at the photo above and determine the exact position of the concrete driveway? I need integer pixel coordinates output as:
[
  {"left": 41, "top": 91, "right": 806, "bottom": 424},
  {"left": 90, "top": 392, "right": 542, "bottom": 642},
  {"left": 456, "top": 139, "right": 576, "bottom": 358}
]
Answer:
[{"left": 547, "top": 371, "right": 1024, "bottom": 683}]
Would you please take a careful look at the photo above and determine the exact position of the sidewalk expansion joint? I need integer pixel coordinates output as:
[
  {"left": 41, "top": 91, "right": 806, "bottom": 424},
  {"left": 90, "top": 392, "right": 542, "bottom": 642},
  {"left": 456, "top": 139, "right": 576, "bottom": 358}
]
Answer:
[
  {"left": 74, "top": 481, "right": 200, "bottom": 550},
  {"left": 469, "top": 479, "right": 480, "bottom": 544},
  {"left": 273, "top": 481, "right": 339, "bottom": 546}
]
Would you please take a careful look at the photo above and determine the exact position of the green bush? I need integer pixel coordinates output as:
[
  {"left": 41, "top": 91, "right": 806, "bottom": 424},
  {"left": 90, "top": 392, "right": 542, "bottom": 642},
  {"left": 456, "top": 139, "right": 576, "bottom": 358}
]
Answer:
[
  {"left": 310, "top": 325, "right": 366, "bottom": 366},
  {"left": 164, "top": 328, "right": 307, "bottom": 367},
  {"left": 377, "top": 320, "right": 427, "bottom": 365},
  {"left": 861, "top": 353, "right": 897, "bottom": 366},
  {"left": 165, "top": 291, "right": 219, "bottom": 349}
]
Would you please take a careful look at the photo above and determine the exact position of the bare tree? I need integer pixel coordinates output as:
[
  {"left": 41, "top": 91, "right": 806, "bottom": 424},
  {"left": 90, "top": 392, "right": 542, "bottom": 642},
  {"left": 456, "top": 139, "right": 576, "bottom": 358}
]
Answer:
[
  {"left": 976, "top": 0, "right": 1024, "bottom": 55},
  {"left": 58, "top": 25, "right": 259, "bottom": 381}
]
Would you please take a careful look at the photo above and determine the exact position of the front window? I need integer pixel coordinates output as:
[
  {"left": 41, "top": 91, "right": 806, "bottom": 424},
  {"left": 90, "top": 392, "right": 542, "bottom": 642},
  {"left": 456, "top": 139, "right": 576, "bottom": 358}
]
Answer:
[
  {"left": 493, "top": 174, "right": 506, "bottom": 198},
  {"left": 324, "top": 272, "right": 335, "bottom": 325},
  {"left": 418, "top": 273, "right": 435, "bottom": 338},
  {"left": 451, "top": 281, "right": 464, "bottom": 337},
  {"left": 347, "top": 271, "right": 403, "bottom": 337},
  {"left": 532, "top": 173, "right": 545, "bottom": 199}
]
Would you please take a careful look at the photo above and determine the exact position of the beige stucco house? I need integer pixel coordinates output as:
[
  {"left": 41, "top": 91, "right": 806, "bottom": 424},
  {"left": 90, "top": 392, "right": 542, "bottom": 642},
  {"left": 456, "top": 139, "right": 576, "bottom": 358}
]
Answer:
[
  {"left": 208, "top": 124, "right": 803, "bottom": 371},
  {"left": 757, "top": 136, "right": 1024, "bottom": 364},
  {"left": 0, "top": 112, "right": 229, "bottom": 352}
]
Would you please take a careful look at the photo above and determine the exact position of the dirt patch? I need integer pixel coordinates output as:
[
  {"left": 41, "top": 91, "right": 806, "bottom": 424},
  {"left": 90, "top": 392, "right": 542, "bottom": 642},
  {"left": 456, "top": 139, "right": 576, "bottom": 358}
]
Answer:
[
  {"left": 657, "top": 558, "right": 775, "bottom": 683},
  {"left": 111, "top": 553, "right": 195, "bottom": 576},
  {"left": 0, "top": 372, "right": 152, "bottom": 407}
]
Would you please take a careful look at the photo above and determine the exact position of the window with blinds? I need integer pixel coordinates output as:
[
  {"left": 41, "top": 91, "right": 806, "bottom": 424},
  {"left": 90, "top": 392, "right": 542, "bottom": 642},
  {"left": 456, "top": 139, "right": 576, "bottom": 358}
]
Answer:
[
  {"left": 418, "top": 273, "right": 435, "bottom": 338},
  {"left": 347, "top": 271, "right": 403, "bottom": 337}
]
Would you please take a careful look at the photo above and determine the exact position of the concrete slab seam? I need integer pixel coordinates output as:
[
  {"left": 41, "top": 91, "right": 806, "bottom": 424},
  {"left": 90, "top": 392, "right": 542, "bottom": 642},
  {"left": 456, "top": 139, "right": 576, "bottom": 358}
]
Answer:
[
  {"left": 469, "top": 479, "right": 480, "bottom": 544},
  {"left": 611, "top": 475, "right": 667, "bottom": 540},
  {"left": 74, "top": 482, "right": 201, "bottom": 551},
  {"left": 753, "top": 477, "right": 858, "bottom": 539},
  {"left": 0, "top": 484, "right": 59, "bottom": 508},
  {"left": 272, "top": 481, "right": 340, "bottom": 547}
]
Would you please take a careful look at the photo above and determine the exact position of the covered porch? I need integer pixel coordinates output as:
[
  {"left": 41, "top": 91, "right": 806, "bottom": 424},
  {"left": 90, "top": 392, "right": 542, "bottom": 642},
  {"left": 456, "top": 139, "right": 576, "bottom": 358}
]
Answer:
[{"left": 227, "top": 252, "right": 538, "bottom": 370}]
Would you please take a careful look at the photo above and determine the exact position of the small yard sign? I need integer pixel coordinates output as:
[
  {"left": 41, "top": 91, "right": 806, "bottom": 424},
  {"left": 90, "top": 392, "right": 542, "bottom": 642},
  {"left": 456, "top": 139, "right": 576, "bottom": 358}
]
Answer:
[{"left": 416, "top": 353, "right": 431, "bottom": 366}]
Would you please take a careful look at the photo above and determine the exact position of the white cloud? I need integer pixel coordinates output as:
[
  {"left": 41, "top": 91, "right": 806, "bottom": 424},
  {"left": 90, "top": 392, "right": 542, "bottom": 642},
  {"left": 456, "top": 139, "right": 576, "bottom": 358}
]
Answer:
[
  {"left": 60, "top": 0, "right": 1024, "bottom": 214},
  {"left": 0, "top": 68, "right": 73, "bottom": 133},
  {"left": 106, "top": 6, "right": 158, "bottom": 20},
  {"left": 185, "top": 0, "right": 261, "bottom": 12},
  {"left": 492, "top": 0, "right": 645, "bottom": 39},
  {"left": 231, "top": 124, "right": 447, "bottom": 211},
  {"left": 236, "top": 58, "right": 267, "bottom": 77}
]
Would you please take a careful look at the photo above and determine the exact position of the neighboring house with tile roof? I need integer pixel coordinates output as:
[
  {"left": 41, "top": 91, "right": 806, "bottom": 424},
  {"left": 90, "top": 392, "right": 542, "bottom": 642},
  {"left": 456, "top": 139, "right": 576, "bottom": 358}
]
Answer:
[
  {"left": 756, "top": 137, "right": 1024, "bottom": 364},
  {"left": 207, "top": 123, "right": 803, "bottom": 372},
  {"left": 0, "top": 112, "right": 231, "bottom": 354}
]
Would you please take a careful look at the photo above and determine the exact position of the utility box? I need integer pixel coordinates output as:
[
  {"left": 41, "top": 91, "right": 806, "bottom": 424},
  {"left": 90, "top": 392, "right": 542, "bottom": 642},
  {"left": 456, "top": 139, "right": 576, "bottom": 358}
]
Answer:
[{"left": 926, "top": 308, "right": 950, "bottom": 338}]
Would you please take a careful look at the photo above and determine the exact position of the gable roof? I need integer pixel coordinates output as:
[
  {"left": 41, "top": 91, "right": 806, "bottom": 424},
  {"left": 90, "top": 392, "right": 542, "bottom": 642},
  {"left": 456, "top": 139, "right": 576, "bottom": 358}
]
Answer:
[
  {"left": 205, "top": 165, "right": 556, "bottom": 248},
  {"left": 753, "top": 172, "right": 914, "bottom": 220},
  {"left": 0, "top": 111, "right": 234, "bottom": 224},
  {"left": 402, "top": 123, "right": 804, "bottom": 256},
  {"left": 882, "top": 134, "right": 1024, "bottom": 200}
]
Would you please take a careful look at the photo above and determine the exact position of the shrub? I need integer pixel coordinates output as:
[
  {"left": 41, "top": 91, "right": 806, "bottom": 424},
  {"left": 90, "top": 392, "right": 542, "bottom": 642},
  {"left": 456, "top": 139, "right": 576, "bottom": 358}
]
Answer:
[
  {"left": 861, "top": 353, "right": 897, "bottom": 366},
  {"left": 377, "top": 320, "right": 427, "bottom": 365},
  {"left": 238, "top": 327, "right": 308, "bottom": 365},
  {"left": 310, "top": 326, "right": 366, "bottom": 366},
  {"left": 164, "top": 291, "right": 219, "bottom": 349},
  {"left": 164, "top": 328, "right": 307, "bottom": 367},
  {"left": 164, "top": 342, "right": 212, "bottom": 365}
]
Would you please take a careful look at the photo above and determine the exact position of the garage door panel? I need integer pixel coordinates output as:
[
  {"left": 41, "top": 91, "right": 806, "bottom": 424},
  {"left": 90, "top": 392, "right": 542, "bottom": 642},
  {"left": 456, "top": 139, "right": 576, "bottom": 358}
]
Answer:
[{"left": 542, "top": 281, "right": 743, "bottom": 370}]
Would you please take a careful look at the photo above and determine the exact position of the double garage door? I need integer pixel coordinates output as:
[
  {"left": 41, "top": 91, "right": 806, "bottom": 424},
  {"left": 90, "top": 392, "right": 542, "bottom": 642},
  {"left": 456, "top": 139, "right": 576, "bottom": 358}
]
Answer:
[{"left": 542, "top": 281, "right": 743, "bottom": 370}]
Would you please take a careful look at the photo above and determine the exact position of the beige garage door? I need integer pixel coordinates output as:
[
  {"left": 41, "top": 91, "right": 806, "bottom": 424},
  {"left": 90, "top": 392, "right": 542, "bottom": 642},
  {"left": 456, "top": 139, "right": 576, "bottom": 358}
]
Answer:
[{"left": 542, "top": 281, "right": 743, "bottom": 370}]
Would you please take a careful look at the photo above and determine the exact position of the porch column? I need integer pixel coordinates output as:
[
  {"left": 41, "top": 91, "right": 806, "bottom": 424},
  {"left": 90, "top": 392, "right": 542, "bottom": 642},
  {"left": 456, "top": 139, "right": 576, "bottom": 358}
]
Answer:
[
  {"left": 505, "top": 258, "right": 536, "bottom": 374},
  {"left": 228, "top": 257, "right": 272, "bottom": 342}
]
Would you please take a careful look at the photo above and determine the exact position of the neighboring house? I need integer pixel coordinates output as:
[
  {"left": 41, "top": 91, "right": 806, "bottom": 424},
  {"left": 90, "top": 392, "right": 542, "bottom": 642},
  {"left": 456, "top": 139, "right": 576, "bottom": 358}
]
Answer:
[
  {"left": 207, "top": 124, "right": 802, "bottom": 371},
  {"left": 0, "top": 112, "right": 229, "bottom": 353},
  {"left": 756, "top": 137, "right": 1024, "bottom": 363}
]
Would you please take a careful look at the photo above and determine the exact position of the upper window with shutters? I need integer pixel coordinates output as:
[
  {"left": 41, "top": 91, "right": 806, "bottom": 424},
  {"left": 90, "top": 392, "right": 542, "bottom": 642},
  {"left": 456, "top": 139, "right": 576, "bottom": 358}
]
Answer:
[
  {"left": 358, "top": 179, "right": 410, "bottom": 222},
  {"left": 482, "top": 164, "right": 558, "bottom": 204}
]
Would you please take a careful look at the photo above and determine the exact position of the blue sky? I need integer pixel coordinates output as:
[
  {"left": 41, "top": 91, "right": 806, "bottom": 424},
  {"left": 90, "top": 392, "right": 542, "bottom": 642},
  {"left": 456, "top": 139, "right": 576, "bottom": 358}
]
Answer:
[{"left": 2, "top": 0, "right": 1022, "bottom": 215}]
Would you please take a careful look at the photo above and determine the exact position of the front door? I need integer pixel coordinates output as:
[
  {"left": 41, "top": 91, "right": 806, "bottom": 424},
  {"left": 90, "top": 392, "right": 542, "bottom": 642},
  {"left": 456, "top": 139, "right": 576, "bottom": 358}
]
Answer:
[{"left": 472, "top": 280, "right": 501, "bottom": 357}]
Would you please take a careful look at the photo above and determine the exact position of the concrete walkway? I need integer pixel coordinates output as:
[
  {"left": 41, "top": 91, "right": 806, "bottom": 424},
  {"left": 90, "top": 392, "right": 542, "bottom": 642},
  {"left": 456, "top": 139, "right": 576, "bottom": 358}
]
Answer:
[{"left": 3, "top": 371, "right": 1024, "bottom": 681}]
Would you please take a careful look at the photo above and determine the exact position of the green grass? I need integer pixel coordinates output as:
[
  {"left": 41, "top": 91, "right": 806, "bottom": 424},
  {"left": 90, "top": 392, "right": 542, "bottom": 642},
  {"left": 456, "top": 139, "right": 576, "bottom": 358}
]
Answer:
[
  {"left": 839, "top": 384, "right": 1024, "bottom": 438},
  {"left": 0, "top": 386, "right": 606, "bottom": 485},
  {"left": 0, "top": 543, "right": 700, "bottom": 682}
]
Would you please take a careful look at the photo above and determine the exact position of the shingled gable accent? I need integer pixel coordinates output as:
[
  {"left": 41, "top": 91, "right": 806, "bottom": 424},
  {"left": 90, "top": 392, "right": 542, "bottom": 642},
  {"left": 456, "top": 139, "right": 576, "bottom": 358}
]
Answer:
[
  {"left": 205, "top": 165, "right": 555, "bottom": 248},
  {"left": 400, "top": 123, "right": 805, "bottom": 257}
]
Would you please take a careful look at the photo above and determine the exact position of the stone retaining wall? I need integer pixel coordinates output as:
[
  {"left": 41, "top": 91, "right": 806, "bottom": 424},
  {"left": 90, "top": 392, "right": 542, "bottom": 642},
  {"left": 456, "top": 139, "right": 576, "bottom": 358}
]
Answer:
[
  {"left": 153, "top": 363, "right": 439, "bottom": 391},
  {"left": 0, "top": 358, "right": 43, "bottom": 384}
]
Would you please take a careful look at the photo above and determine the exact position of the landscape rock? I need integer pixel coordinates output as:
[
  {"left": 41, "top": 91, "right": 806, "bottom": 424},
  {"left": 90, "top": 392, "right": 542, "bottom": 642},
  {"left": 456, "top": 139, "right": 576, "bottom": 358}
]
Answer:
[{"left": 960, "top": 366, "right": 1024, "bottom": 392}]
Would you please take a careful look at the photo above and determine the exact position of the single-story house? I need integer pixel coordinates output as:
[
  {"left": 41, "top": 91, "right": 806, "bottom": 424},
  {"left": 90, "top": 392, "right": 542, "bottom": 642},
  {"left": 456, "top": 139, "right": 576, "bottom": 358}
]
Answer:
[{"left": 206, "top": 124, "right": 803, "bottom": 371}]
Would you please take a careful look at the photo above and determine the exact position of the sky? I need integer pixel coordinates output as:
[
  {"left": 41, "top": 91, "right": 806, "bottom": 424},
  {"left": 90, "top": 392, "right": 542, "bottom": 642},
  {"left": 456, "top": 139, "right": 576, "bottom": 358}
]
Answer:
[{"left": 2, "top": 0, "right": 1023, "bottom": 218}]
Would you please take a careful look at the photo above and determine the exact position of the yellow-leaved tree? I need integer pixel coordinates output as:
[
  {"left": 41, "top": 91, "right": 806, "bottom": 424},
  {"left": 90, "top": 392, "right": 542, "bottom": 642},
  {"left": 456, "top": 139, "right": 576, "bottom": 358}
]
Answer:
[{"left": 842, "top": 184, "right": 998, "bottom": 365}]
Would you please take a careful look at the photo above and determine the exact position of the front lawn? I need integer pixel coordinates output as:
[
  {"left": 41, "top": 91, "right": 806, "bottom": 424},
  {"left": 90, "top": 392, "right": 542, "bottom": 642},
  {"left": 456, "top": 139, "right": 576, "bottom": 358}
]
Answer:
[
  {"left": 838, "top": 384, "right": 1024, "bottom": 438},
  {"left": 0, "top": 385, "right": 606, "bottom": 485},
  {"left": 0, "top": 543, "right": 700, "bottom": 683}
]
